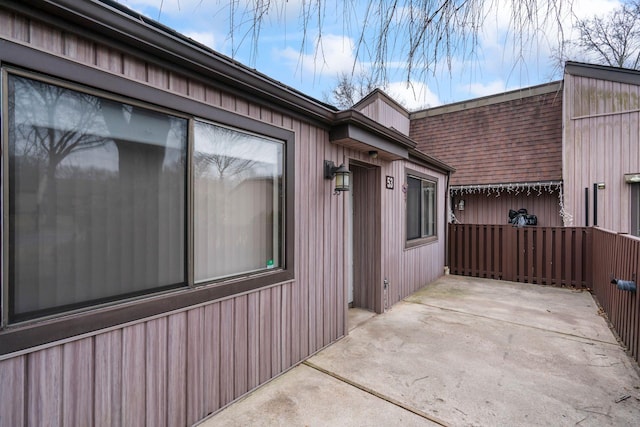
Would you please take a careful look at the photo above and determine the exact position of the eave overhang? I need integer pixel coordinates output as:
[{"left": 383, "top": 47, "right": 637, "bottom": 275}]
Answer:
[
  {"left": 330, "top": 110, "right": 416, "bottom": 161},
  {"left": 4, "top": 0, "right": 338, "bottom": 126},
  {"left": 565, "top": 61, "right": 640, "bottom": 85},
  {"left": 408, "top": 149, "right": 456, "bottom": 175},
  {"left": 4, "top": 0, "right": 456, "bottom": 175}
]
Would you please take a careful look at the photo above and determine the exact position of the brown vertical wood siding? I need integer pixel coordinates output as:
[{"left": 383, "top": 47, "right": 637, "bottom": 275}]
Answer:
[
  {"left": 563, "top": 72, "right": 640, "bottom": 231},
  {"left": 451, "top": 191, "right": 563, "bottom": 226},
  {"left": 356, "top": 96, "right": 411, "bottom": 136},
  {"left": 0, "top": 8, "right": 345, "bottom": 426},
  {"left": 0, "top": 6, "right": 448, "bottom": 426},
  {"left": 380, "top": 160, "right": 447, "bottom": 307},
  {"left": 351, "top": 164, "right": 382, "bottom": 312}
]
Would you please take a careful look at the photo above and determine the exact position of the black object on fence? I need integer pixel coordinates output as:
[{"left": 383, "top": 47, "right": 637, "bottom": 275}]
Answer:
[{"left": 508, "top": 208, "right": 537, "bottom": 227}]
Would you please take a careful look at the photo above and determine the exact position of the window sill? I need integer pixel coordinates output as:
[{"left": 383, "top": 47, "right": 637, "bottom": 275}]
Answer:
[
  {"left": 0, "top": 268, "right": 293, "bottom": 358},
  {"left": 405, "top": 236, "right": 438, "bottom": 249}
]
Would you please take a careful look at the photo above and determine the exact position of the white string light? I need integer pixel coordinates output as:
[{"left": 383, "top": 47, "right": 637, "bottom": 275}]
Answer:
[
  {"left": 449, "top": 206, "right": 460, "bottom": 224},
  {"left": 558, "top": 186, "right": 573, "bottom": 225},
  {"left": 449, "top": 181, "right": 573, "bottom": 222},
  {"left": 449, "top": 181, "right": 573, "bottom": 225},
  {"left": 450, "top": 181, "right": 563, "bottom": 197}
]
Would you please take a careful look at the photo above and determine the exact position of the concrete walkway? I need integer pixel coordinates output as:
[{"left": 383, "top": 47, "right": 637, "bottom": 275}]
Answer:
[{"left": 200, "top": 275, "right": 640, "bottom": 426}]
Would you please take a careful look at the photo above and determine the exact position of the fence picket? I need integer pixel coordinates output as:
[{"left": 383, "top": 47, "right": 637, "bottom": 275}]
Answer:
[
  {"left": 449, "top": 224, "right": 590, "bottom": 288},
  {"left": 449, "top": 225, "right": 639, "bottom": 365}
]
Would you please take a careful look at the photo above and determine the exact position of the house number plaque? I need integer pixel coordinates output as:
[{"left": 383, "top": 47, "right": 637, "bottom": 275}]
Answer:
[{"left": 386, "top": 176, "right": 394, "bottom": 189}]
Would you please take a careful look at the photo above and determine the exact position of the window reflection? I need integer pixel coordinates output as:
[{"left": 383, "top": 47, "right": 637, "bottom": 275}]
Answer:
[
  {"left": 406, "top": 174, "right": 437, "bottom": 241},
  {"left": 8, "top": 74, "right": 187, "bottom": 321},
  {"left": 193, "top": 121, "right": 284, "bottom": 282}
]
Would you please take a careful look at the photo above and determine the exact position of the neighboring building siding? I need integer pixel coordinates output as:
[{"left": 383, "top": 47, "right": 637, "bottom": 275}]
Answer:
[
  {"left": 451, "top": 191, "right": 563, "bottom": 226},
  {"left": 563, "top": 69, "right": 640, "bottom": 231},
  {"left": 410, "top": 83, "right": 563, "bottom": 186}
]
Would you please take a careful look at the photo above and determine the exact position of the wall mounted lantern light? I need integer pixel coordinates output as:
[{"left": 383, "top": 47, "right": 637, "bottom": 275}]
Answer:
[
  {"left": 324, "top": 160, "right": 350, "bottom": 194},
  {"left": 625, "top": 173, "right": 640, "bottom": 183},
  {"left": 458, "top": 199, "right": 465, "bottom": 211}
]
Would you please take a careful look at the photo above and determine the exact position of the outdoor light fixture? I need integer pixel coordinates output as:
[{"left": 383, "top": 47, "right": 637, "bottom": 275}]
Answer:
[
  {"left": 625, "top": 173, "right": 640, "bottom": 183},
  {"left": 368, "top": 150, "right": 379, "bottom": 159},
  {"left": 458, "top": 199, "right": 465, "bottom": 211},
  {"left": 324, "top": 160, "right": 350, "bottom": 194}
]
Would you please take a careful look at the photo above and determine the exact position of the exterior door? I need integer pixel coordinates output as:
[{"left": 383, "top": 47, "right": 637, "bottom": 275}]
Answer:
[{"left": 349, "top": 162, "right": 382, "bottom": 313}]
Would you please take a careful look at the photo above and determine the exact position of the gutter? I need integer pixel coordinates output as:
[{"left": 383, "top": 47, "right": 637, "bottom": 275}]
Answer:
[
  {"left": 565, "top": 61, "right": 640, "bottom": 85},
  {"left": 6, "top": 0, "right": 338, "bottom": 125},
  {"left": 4, "top": 0, "right": 457, "bottom": 175},
  {"left": 408, "top": 149, "right": 456, "bottom": 175}
]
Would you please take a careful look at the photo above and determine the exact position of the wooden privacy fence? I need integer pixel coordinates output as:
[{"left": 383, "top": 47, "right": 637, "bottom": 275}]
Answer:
[
  {"left": 448, "top": 224, "right": 640, "bottom": 365},
  {"left": 448, "top": 224, "right": 591, "bottom": 288},
  {"left": 590, "top": 228, "right": 640, "bottom": 364}
]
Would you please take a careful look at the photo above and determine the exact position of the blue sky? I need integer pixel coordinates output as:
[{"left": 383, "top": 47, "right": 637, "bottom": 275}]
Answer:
[{"left": 114, "top": 0, "right": 623, "bottom": 110}]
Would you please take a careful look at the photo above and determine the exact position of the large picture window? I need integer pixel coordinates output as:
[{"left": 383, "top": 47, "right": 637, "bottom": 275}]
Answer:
[
  {"left": 194, "top": 121, "right": 283, "bottom": 282},
  {"left": 406, "top": 172, "right": 437, "bottom": 245},
  {"left": 6, "top": 73, "right": 188, "bottom": 321},
  {"left": 3, "top": 66, "right": 291, "bottom": 328}
]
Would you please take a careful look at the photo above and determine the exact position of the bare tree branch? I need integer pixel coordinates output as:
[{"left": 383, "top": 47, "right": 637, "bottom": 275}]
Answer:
[
  {"left": 324, "top": 71, "right": 381, "bottom": 108},
  {"left": 198, "top": 0, "right": 573, "bottom": 83},
  {"left": 560, "top": 1, "right": 640, "bottom": 70}
]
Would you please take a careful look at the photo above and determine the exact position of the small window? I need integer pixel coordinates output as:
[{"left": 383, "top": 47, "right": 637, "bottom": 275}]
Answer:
[
  {"left": 6, "top": 73, "right": 187, "bottom": 322},
  {"left": 193, "top": 121, "right": 284, "bottom": 282},
  {"left": 406, "top": 172, "right": 437, "bottom": 246}
]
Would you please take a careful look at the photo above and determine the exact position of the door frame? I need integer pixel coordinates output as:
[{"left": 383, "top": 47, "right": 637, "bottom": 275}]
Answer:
[{"left": 347, "top": 160, "right": 382, "bottom": 313}]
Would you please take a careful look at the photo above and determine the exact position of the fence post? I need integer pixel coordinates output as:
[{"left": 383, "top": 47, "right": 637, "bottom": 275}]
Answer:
[{"left": 447, "top": 226, "right": 640, "bottom": 366}]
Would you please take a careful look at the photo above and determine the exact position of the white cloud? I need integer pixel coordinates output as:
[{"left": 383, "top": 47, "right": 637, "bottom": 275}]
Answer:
[
  {"left": 111, "top": 0, "right": 628, "bottom": 104},
  {"left": 482, "top": 0, "right": 620, "bottom": 33},
  {"left": 277, "top": 33, "right": 366, "bottom": 77},
  {"left": 463, "top": 80, "right": 511, "bottom": 98},
  {"left": 476, "top": 0, "right": 621, "bottom": 64},
  {"left": 446, "top": 0, "right": 624, "bottom": 97},
  {"left": 572, "top": 0, "right": 621, "bottom": 19},
  {"left": 117, "top": 0, "right": 305, "bottom": 23},
  {"left": 386, "top": 81, "right": 441, "bottom": 110},
  {"left": 560, "top": 0, "right": 623, "bottom": 57},
  {"left": 183, "top": 31, "right": 217, "bottom": 49},
  {"left": 116, "top": 0, "right": 203, "bottom": 15}
]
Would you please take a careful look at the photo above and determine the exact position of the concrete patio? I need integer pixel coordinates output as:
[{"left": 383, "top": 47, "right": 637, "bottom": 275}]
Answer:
[{"left": 199, "top": 275, "right": 640, "bottom": 426}]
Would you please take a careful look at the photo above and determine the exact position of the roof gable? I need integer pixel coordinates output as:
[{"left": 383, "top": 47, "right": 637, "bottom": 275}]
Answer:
[{"left": 352, "top": 89, "right": 411, "bottom": 136}]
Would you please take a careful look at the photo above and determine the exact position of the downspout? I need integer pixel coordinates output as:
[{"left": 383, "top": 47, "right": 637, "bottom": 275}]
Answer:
[
  {"left": 585, "top": 187, "right": 589, "bottom": 227},
  {"left": 444, "top": 170, "right": 451, "bottom": 273},
  {"left": 593, "top": 183, "right": 598, "bottom": 226}
]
